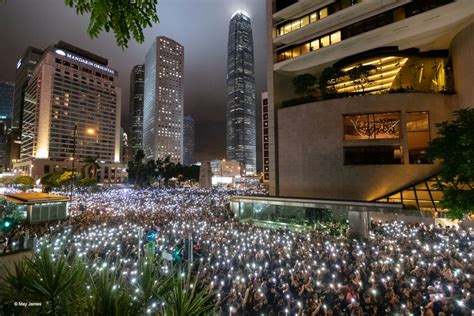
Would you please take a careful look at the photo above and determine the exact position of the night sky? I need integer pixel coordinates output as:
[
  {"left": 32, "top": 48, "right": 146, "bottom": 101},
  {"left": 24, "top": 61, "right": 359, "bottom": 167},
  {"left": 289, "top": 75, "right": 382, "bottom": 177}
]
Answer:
[{"left": 0, "top": 0, "right": 267, "bottom": 167}]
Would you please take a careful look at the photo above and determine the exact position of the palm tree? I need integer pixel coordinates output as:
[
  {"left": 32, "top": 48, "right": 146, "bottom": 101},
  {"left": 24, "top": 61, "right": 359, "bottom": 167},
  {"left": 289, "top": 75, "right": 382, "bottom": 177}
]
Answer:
[
  {"left": 162, "top": 266, "right": 215, "bottom": 316},
  {"left": 0, "top": 247, "right": 88, "bottom": 315},
  {"left": 81, "top": 156, "right": 101, "bottom": 180},
  {"left": 85, "top": 267, "right": 135, "bottom": 316}
]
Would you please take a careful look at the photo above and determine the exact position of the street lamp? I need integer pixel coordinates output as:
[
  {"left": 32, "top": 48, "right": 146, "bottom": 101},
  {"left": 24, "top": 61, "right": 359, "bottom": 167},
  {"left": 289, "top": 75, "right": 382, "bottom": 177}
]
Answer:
[
  {"left": 69, "top": 126, "right": 96, "bottom": 201},
  {"left": 70, "top": 124, "right": 78, "bottom": 202}
]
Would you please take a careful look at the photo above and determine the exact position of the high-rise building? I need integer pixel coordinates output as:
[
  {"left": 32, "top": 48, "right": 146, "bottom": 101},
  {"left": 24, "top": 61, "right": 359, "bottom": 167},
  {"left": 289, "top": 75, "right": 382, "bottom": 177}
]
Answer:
[
  {"left": 183, "top": 115, "right": 195, "bottom": 165},
  {"left": 265, "top": 0, "right": 474, "bottom": 212},
  {"left": 261, "top": 92, "right": 269, "bottom": 183},
  {"left": 13, "top": 41, "right": 125, "bottom": 182},
  {"left": 0, "top": 82, "right": 14, "bottom": 171},
  {"left": 0, "top": 82, "right": 14, "bottom": 119},
  {"left": 12, "top": 46, "right": 43, "bottom": 130},
  {"left": 129, "top": 64, "right": 144, "bottom": 158},
  {"left": 143, "top": 36, "right": 184, "bottom": 164},
  {"left": 226, "top": 10, "right": 257, "bottom": 175}
]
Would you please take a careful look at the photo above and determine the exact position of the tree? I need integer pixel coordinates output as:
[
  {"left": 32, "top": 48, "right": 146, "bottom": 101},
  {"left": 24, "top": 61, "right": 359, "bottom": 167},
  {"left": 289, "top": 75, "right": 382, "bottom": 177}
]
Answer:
[
  {"left": 347, "top": 64, "right": 377, "bottom": 93},
  {"left": 292, "top": 74, "right": 318, "bottom": 97},
  {"left": 0, "top": 247, "right": 88, "bottom": 315},
  {"left": 319, "top": 66, "right": 343, "bottom": 98},
  {"left": 13, "top": 176, "right": 34, "bottom": 192},
  {"left": 81, "top": 156, "right": 100, "bottom": 180},
  {"left": 428, "top": 108, "right": 474, "bottom": 219},
  {"left": 64, "top": 0, "right": 159, "bottom": 49}
]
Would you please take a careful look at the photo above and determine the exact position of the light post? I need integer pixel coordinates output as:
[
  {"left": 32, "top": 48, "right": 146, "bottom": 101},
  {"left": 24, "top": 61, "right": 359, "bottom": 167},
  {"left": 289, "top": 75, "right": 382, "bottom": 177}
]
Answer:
[
  {"left": 69, "top": 125, "right": 95, "bottom": 224},
  {"left": 70, "top": 124, "right": 78, "bottom": 202}
]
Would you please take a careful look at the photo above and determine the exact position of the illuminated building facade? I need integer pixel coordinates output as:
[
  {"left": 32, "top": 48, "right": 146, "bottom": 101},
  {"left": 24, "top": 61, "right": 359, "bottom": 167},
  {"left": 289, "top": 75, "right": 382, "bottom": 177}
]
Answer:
[
  {"left": 183, "top": 115, "right": 195, "bottom": 166},
  {"left": 266, "top": 0, "right": 474, "bottom": 213},
  {"left": 143, "top": 36, "right": 184, "bottom": 164},
  {"left": 13, "top": 42, "right": 125, "bottom": 183},
  {"left": 12, "top": 46, "right": 43, "bottom": 131},
  {"left": 0, "top": 82, "right": 14, "bottom": 171},
  {"left": 226, "top": 11, "right": 257, "bottom": 175},
  {"left": 129, "top": 64, "right": 144, "bottom": 158},
  {"left": 261, "top": 92, "right": 269, "bottom": 183}
]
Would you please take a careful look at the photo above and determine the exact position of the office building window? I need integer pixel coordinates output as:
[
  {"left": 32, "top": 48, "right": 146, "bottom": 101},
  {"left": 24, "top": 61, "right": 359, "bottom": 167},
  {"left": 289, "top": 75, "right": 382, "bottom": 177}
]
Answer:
[
  {"left": 407, "top": 111, "right": 430, "bottom": 164},
  {"left": 343, "top": 112, "right": 400, "bottom": 140},
  {"left": 344, "top": 146, "right": 403, "bottom": 165}
]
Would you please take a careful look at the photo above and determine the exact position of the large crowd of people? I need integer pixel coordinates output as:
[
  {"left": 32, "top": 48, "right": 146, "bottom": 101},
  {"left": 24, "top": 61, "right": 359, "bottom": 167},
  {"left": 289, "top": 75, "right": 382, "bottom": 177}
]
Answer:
[{"left": 2, "top": 187, "right": 473, "bottom": 315}]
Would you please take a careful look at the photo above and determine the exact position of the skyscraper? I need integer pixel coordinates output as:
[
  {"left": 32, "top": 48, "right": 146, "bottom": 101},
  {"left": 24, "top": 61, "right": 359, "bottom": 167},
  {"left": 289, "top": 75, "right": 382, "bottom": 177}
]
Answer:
[
  {"left": 14, "top": 41, "right": 124, "bottom": 182},
  {"left": 226, "top": 10, "right": 256, "bottom": 175},
  {"left": 129, "top": 64, "right": 144, "bottom": 158},
  {"left": 0, "top": 82, "right": 14, "bottom": 171},
  {"left": 183, "top": 115, "right": 195, "bottom": 166},
  {"left": 143, "top": 36, "right": 184, "bottom": 164},
  {"left": 13, "top": 46, "right": 43, "bottom": 130},
  {"left": 0, "top": 82, "right": 14, "bottom": 119}
]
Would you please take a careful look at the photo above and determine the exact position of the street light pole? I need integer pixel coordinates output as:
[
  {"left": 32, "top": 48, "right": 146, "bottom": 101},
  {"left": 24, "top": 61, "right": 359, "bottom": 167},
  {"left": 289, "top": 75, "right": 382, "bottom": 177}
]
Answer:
[{"left": 70, "top": 124, "right": 77, "bottom": 202}]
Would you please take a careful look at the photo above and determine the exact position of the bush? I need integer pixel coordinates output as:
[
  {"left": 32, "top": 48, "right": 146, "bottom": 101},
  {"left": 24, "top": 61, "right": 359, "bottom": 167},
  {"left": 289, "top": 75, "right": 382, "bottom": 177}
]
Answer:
[{"left": 14, "top": 176, "right": 35, "bottom": 192}]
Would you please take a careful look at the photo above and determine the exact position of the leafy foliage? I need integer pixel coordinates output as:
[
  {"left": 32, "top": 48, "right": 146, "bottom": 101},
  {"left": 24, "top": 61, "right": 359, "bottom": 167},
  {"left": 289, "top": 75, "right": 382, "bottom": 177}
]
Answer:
[
  {"left": 14, "top": 176, "right": 35, "bottom": 192},
  {"left": 0, "top": 247, "right": 88, "bottom": 314},
  {"left": 0, "top": 246, "right": 215, "bottom": 315},
  {"left": 319, "top": 66, "right": 344, "bottom": 98},
  {"left": 427, "top": 108, "right": 474, "bottom": 219},
  {"left": 292, "top": 74, "right": 318, "bottom": 97},
  {"left": 163, "top": 268, "right": 215, "bottom": 316},
  {"left": 81, "top": 156, "right": 100, "bottom": 180},
  {"left": 347, "top": 64, "right": 377, "bottom": 92},
  {"left": 64, "top": 0, "right": 159, "bottom": 49},
  {"left": 127, "top": 150, "right": 200, "bottom": 187}
]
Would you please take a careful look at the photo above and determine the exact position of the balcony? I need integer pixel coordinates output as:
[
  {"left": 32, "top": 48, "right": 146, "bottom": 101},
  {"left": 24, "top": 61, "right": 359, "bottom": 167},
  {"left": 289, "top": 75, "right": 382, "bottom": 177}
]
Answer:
[
  {"left": 280, "top": 50, "right": 454, "bottom": 108},
  {"left": 274, "top": 0, "right": 470, "bottom": 73}
]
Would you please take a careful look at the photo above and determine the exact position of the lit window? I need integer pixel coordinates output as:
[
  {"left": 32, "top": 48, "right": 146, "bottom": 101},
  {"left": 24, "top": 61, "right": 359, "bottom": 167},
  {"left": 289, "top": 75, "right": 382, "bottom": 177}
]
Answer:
[
  {"left": 310, "top": 13, "right": 317, "bottom": 23},
  {"left": 320, "top": 36, "right": 330, "bottom": 47},
  {"left": 310, "top": 40, "right": 320, "bottom": 51},
  {"left": 407, "top": 112, "right": 430, "bottom": 164},
  {"left": 319, "top": 8, "right": 328, "bottom": 19},
  {"left": 330, "top": 31, "right": 341, "bottom": 44},
  {"left": 300, "top": 16, "right": 309, "bottom": 28},
  {"left": 301, "top": 43, "right": 310, "bottom": 54}
]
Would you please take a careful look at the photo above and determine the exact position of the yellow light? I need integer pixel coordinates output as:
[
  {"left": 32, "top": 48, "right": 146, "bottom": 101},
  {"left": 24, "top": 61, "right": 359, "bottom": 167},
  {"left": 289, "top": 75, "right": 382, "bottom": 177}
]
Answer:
[{"left": 86, "top": 128, "right": 96, "bottom": 135}]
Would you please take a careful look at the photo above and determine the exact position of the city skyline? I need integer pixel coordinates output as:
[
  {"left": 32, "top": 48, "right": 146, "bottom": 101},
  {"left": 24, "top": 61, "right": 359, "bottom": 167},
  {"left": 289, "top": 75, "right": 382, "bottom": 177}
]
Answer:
[{"left": 0, "top": 0, "right": 267, "bottom": 165}]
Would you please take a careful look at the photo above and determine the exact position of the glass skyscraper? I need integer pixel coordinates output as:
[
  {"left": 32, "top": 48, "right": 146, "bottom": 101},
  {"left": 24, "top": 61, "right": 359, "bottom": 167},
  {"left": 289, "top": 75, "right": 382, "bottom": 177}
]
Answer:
[
  {"left": 129, "top": 64, "right": 145, "bottom": 158},
  {"left": 226, "top": 10, "right": 256, "bottom": 175},
  {"left": 0, "top": 82, "right": 14, "bottom": 171}
]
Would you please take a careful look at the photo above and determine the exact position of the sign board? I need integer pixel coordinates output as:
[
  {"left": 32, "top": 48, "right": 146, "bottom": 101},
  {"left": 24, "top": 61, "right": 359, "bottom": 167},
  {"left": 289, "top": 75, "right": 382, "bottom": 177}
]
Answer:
[
  {"left": 161, "top": 251, "right": 173, "bottom": 261},
  {"left": 147, "top": 230, "right": 156, "bottom": 242}
]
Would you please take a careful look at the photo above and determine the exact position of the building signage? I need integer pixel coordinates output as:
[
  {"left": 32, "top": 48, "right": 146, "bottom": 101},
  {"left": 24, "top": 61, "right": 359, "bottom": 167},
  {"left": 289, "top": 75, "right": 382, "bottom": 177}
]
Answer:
[{"left": 55, "top": 49, "right": 115, "bottom": 75}]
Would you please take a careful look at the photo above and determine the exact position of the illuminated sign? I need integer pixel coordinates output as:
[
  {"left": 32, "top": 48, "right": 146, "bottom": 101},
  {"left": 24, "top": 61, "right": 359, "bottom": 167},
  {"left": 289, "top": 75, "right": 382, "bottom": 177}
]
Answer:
[{"left": 54, "top": 49, "right": 115, "bottom": 75}]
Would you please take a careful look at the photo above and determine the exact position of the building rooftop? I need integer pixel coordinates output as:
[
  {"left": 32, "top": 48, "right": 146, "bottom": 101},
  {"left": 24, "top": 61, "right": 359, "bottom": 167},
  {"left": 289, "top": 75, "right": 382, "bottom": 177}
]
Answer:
[{"left": 1, "top": 193, "right": 70, "bottom": 204}]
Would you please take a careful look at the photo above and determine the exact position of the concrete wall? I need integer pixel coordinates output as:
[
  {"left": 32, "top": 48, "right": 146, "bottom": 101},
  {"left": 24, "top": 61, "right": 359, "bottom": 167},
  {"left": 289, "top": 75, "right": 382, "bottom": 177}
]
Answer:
[
  {"left": 450, "top": 22, "right": 474, "bottom": 109},
  {"left": 277, "top": 93, "right": 454, "bottom": 200}
]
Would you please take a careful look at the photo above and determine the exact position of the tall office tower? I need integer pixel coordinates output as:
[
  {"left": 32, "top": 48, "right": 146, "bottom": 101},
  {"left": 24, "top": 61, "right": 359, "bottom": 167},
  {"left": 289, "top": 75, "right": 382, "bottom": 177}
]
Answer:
[
  {"left": 14, "top": 41, "right": 124, "bottom": 182},
  {"left": 13, "top": 46, "right": 43, "bottom": 130},
  {"left": 226, "top": 10, "right": 256, "bottom": 175},
  {"left": 183, "top": 115, "right": 195, "bottom": 165},
  {"left": 129, "top": 64, "right": 144, "bottom": 158},
  {"left": 266, "top": 0, "right": 474, "bottom": 212},
  {"left": 143, "top": 36, "right": 184, "bottom": 164},
  {"left": 261, "top": 92, "right": 269, "bottom": 183},
  {"left": 0, "top": 82, "right": 14, "bottom": 119},
  {"left": 0, "top": 82, "right": 14, "bottom": 171}
]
